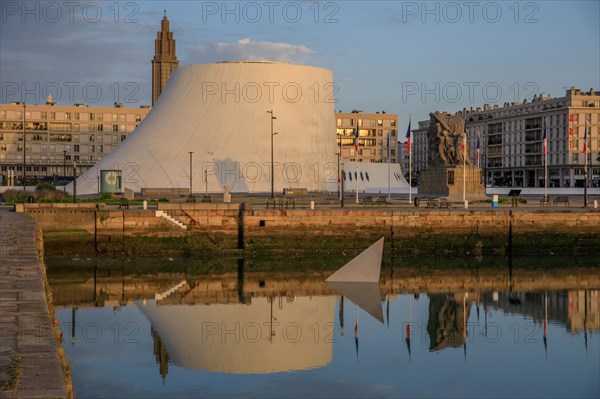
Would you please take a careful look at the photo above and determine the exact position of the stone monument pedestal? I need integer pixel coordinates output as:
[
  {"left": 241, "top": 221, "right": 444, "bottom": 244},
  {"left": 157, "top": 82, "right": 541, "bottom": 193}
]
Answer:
[{"left": 419, "top": 165, "right": 487, "bottom": 201}]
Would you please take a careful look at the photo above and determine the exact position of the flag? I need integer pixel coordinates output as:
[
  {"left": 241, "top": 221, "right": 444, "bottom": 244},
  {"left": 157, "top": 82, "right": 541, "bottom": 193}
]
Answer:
[
  {"left": 386, "top": 132, "right": 391, "bottom": 159},
  {"left": 476, "top": 136, "right": 480, "bottom": 161},
  {"left": 583, "top": 126, "right": 587, "bottom": 153},
  {"left": 543, "top": 126, "right": 547, "bottom": 154},
  {"left": 405, "top": 118, "right": 411, "bottom": 152},
  {"left": 569, "top": 127, "right": 573, "bottom": 150},
  {"left": 463, "top": 121, "right": 467, "bottom": 155},
  {"left": 354, "top": 123, "right": 359, "bottom": 152}
]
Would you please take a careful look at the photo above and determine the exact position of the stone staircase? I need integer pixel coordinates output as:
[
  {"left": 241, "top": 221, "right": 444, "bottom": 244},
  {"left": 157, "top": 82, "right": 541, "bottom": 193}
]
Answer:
[{"left": 155, "top": 210, "right": 187, "bottom": 229}]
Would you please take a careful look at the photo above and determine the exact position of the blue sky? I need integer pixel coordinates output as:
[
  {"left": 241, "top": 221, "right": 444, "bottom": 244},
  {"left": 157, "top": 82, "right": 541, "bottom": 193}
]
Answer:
[{"left": 1, "top": 1, "right": 599, "bottom": 130}]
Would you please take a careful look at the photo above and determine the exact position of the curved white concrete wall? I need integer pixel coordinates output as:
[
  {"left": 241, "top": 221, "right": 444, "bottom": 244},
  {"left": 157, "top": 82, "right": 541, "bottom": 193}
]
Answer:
[
  {"left": 342, "top": 161, "right": 410, "bottom": 194},
  {"left": 70, "top": 61, "right": 338, "bottom": 195}
]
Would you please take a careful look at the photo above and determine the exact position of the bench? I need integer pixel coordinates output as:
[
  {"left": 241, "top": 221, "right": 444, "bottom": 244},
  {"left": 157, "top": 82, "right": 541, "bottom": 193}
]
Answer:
[
  {"left": 266, "top": 197, "right": 295, "bottom": 209},
  {"left": 375, "top": 196, "right": 388, "bottom": 206},
  {"left": 362, "top": 195, "right": 373, "bottom": 206},
  {"left": 540, "top": 197, "right": 551, "bottom": 207},
  {"left": 553, "top": 196, "right": 569, "bottom": 207},
  {"left": 118, "top": 198, "right": 129, "bottom": 209},
  {"left": 201, "top": 195, "right": 211, "bottom": 203},
  {"left": 426, "top": 198, "right": 449, "bottom": 209},
  {"left": 426, "top": 199, "right": 439, "bottom": 208},
  {"left": 186, "top": 196, "right": 196, "bottom": 203}
]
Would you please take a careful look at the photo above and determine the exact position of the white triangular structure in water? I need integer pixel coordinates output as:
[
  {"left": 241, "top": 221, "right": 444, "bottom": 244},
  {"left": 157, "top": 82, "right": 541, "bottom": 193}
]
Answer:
[
  {"left": 325, "top": 237, "right": 384, "bottom": 283},
  {"left": 326, "top": 237, "right": 384, "bottom": 323}
]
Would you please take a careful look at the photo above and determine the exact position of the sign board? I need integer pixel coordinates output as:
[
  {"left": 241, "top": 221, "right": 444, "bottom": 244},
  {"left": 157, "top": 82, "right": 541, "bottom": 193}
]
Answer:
[{"left": 101, "top": 170, "right": 122, "bottom": 193}]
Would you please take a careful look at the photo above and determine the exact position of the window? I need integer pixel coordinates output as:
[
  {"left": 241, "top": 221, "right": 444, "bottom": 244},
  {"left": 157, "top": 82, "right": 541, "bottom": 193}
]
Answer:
[
  {"left": 74, "top": 155, "right": 80, "bottom": 161},
  {"left": 41, "top": 112, "right": 47, "bottom": 120},
  {"left": 89, "top": 113, "right": 95, "bottom": 121},
  {"left": 99, "top": 145, "right": 104, "bottom": 153},
  {"left": 89, "top": 123, "right": 96, "bottom": 132},
  {"left": 112, "top": 124, "right": 119, "bottom": 132},
  {"left": 50, "top": 112, "right": 56, "bottom": 120},
  {"left": 112, "top": 114, "right": 118, "bottom": 122},
  {"left": 75, "top": 113, "right": 80, "bottom": 121},
  {"left": 97, "top": 124, "right": 103, "bottom": 132},
  {"left": 74, "top": 145, "right": 80, "bottom": 152},
  {"left": 97, "top": 135, "right": 103, "bottom": 143},
  {"left": 120, "top": 114, "right": 126, "bottom": 122},
  {"left": 90, "top": 145, "right": 95, "bottom": 152},
  {"left": 65, "top": 112, "right": 71, "bottom": 120},
  {"left": 391, "top": 120, "right": 396, "bottom": 127},
  {"left": 16, "top": 111, "right": 22, "bottom": 119},
  {"left": 377, "top": 119, "right": 383, "bottom": 126},
  {"left": 336, "top": 118, "right": 341, "bottom": 126},
  {"left": 121, "top": 135, "right": 126, "bottom": 142},
  {"left": 89, "top": 135, "right": 95, "bottom": 142},
  {"left": 73, "top": 134, "right": 79, "bottom": 142}
]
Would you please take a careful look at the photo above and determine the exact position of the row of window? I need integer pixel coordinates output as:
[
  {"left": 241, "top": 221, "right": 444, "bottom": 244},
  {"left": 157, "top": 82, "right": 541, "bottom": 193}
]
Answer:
[
  {"left": 1, "top": 110, "right": 144, "bottom": 123},
  {"left": 337, "top": 118, "right": 397, "bottom": 128}
]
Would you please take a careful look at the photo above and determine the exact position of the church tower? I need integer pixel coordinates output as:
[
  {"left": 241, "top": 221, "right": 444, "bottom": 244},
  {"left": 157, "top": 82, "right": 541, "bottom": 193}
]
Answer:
[{"left": 152, "top": 11, "right": 179, "bottom": 105}]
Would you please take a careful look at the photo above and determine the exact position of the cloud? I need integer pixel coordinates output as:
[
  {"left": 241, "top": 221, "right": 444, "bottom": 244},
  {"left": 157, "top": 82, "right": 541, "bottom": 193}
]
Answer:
[{"left": 187, "top": 38, "right": 314, "bottom": 64}]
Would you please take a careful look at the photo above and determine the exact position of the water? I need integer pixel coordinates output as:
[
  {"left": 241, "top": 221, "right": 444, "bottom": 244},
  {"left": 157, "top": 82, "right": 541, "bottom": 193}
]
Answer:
[{"left": 49, "top": 257, "right": 599, "bottom": 398}]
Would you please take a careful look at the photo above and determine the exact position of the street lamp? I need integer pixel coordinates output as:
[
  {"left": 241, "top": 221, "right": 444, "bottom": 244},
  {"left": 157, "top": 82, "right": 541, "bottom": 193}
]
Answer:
[
  {"left": 22, "top": 103, "right": 26, "bottom": 190},
  {"left": 63, "top": 150, "right": 67, "bottom": 192},
  {"left": 188, "top": 151, "right": 193, "bottom": 198},
  {"left": 267, "top": 110, "right": 277, "bottom": 198}
]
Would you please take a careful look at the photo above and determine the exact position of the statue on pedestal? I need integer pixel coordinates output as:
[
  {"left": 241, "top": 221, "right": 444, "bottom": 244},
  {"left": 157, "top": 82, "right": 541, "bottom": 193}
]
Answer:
[{"left": 428, "top": 112, "right": 471, "bottom": 166}]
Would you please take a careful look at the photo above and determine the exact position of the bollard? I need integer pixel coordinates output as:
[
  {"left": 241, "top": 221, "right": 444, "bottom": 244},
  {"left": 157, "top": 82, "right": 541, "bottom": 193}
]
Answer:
[
  {"left": 143, "top": 200, "right": 147, "bottom": 210},
  {"left": 310, "top": 200, "right": 315, "bottom": 210},
  {"left": 492, "top": 194, "right": 499, "bottom": 207},
  {"left": 594, "top": 200, "right": 598, "bottom": 209},
  {"left": 464, "top": 200, "right": 468, "bottom": 209}
]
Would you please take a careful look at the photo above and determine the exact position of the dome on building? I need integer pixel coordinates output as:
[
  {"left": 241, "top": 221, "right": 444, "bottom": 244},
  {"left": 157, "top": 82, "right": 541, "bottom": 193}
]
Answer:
[{"left": 70, "top": 61, "right": 338, "bottom": 195}]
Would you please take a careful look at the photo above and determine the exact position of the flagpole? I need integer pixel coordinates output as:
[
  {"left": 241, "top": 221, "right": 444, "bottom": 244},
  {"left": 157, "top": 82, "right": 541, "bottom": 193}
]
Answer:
[
  {"left": 584, "top": 120, "right": 588, "bottom": 207},
  {"left": 355, "top": 114, "right": 359, "bottom": 204},
  {"left": 407, "top": 116, "right": 412, "bottom": 204},
  {"left": 388, "top": 132, "right": 392, "bottom": 200},
  {"left": 544, "top": 118, "right": 548, "bottom": 201},
  {"left": 463, "top": 126, "right": 467, "bottom": 204}
]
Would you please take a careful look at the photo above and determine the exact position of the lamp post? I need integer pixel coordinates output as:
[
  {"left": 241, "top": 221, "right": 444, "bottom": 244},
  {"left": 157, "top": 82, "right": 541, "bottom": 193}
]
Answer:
[
  {"left": 22, "top": 103, "right": 26, "bottom": 189},
  {"left": 63, "top": 150, "right": 67, "bottom": 192},
  {"left": 188, "top": 151, "right": 193, "bottom": 198},
  {"left": 267, "top": 110, "right": 277, "bottom": 198},
  {"left": 72, "top": 161, "right": 77, "bottom": 203}
]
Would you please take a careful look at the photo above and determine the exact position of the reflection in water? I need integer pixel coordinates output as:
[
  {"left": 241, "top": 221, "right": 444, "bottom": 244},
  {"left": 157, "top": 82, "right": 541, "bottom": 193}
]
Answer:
[
  {"left": 139, "top": 296, "right": 336, "bottom": 375},
  {"left": 427, "top": 293, "right": 473, "bottom": 352},
  {"left": 48, "top": 258, "right": 599, "bottom": 397}
]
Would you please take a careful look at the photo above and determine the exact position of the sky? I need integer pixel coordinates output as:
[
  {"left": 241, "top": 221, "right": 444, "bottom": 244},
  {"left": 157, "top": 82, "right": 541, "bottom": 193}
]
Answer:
[{"left": 1, "top": 0, "right": 599, "bottom": 131}]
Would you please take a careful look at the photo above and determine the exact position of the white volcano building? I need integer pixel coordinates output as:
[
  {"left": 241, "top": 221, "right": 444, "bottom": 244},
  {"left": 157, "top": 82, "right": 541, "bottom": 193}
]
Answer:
[{"left": 71, "top": 61, "right": 338, "bottom": 195}]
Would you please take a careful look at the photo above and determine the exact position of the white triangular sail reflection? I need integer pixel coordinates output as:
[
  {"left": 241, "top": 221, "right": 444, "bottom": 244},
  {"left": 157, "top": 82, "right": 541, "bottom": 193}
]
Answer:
[{"left": 326, "top": 237, "right": 384, "bottom": 323}]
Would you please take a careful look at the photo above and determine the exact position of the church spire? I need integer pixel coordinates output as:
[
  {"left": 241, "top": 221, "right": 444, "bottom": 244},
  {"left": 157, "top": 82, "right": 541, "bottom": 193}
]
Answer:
[{"left": 152, "top": 11, "right": 179, "bottom": 105}]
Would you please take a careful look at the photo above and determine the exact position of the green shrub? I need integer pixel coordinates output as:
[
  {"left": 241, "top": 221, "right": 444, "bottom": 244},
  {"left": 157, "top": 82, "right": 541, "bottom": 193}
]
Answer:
[
  {"left": 2, "top": 190, "right": 29, "bottom": 203},
  {"left": 35, "top": 182, "right": 56, "bottom": 191}
]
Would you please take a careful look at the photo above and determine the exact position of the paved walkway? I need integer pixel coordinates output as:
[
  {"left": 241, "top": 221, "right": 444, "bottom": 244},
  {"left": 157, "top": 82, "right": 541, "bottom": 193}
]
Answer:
[{"left": 0, "top": 207, "right": 67, "bottom": 398}]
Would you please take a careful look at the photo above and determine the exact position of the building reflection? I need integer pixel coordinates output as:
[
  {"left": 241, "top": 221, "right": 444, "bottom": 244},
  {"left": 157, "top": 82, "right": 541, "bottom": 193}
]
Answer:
[
  {"left": 50, "top": 262, "right": 599, "bottom": 380},
  {"left": 139, "top": 295, "right": 336, "bottom": 375},
  {"left": 427, "top": 293, "right": 474, "bottom": 352}
]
